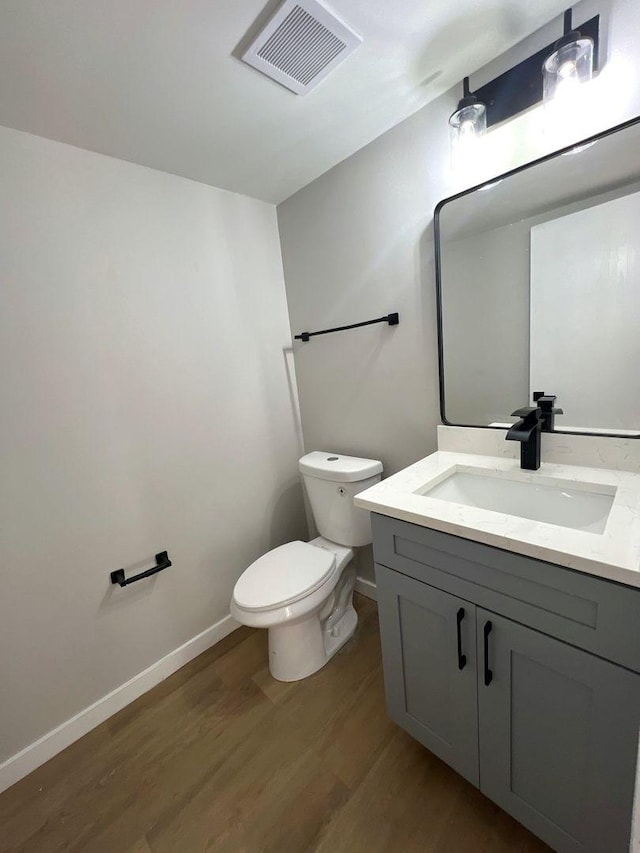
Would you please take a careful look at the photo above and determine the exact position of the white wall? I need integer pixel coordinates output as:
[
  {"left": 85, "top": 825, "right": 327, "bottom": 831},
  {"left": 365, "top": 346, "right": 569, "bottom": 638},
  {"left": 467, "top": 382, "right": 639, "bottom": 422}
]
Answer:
[
  {"left": 277, "top": 0, "right": 640, "bottom": 578},
  {"left": 0, "top": 125, "right": 306, "bottom": 767}
]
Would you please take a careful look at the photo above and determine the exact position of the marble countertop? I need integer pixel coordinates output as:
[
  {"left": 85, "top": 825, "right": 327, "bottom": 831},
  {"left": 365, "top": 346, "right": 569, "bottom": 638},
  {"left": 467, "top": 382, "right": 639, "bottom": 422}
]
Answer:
[{"left": 355, "top": 451, "right": 640, "bottom": 588}]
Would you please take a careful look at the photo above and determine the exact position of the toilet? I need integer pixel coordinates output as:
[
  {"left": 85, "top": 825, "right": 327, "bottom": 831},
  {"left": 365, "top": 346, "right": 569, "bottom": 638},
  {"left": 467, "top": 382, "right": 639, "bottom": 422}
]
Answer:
[{"left": 230, "top": 451, "right": 383, "bottom": 682}]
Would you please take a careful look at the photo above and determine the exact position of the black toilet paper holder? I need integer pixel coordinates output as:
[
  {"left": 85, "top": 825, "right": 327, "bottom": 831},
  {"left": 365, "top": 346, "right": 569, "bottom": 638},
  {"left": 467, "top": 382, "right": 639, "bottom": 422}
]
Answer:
[{"left": 110, "top": 551, "right": 172, "bottom": 587}]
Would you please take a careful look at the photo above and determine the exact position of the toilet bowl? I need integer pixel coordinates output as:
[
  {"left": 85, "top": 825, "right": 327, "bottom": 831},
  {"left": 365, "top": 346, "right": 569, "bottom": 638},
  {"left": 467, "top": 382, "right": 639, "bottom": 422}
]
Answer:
[{"left": 230, "top": 451, "right": 383, "bottom": 682}]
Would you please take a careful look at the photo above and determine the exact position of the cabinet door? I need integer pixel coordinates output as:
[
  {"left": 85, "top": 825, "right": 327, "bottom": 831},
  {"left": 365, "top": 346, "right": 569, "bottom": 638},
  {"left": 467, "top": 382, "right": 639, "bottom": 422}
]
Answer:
[
  {"left": 477, "top": 609, "right": 640, "bottom": 853},
  {"left": 375, "top": 564, "right": 479, "bottom": 785}
]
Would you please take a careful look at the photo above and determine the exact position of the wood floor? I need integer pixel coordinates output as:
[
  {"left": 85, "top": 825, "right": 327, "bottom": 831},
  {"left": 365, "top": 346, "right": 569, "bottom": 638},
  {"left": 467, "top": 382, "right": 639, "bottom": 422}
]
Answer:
[{"left": 0, "top": 595, "right": 550, "bottom": 853}]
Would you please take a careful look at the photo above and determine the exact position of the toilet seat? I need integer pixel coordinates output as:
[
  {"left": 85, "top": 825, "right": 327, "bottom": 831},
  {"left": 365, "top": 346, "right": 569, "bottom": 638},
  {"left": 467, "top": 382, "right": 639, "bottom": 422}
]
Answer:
[{"left": 233, "top": 541, "right": 336, "bottom": 612}]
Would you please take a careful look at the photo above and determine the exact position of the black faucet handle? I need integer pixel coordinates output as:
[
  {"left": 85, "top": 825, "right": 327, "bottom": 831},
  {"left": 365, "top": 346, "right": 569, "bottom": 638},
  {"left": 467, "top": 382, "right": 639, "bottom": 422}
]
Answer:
[
  {"left": 533, "top": 391, "right": 560, "bottom": 411},
  {"left": 536, "top": 395, "right": 557, "bottom": 408}
]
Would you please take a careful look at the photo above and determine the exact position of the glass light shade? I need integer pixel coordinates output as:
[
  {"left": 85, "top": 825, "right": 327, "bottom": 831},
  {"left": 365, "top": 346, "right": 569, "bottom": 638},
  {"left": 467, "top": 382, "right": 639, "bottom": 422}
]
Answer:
[
  {"left": 542, "top": 37, "right": 594, "bottom": 104},
  {"left": 449, "top": 101, "right": 486, "bottom": 163}
]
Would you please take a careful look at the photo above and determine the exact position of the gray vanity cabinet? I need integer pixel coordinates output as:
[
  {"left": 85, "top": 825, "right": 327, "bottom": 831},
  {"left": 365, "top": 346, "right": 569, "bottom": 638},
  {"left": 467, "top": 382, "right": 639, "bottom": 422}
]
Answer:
[
  {"left": 376, "top": 568, "right": 479, "bottom": 785},
  {"left": 372, "top": 514, "right": 640, "bottom": 853},
  {"left": 477, "top": 609, "right": 640, "bottom": 852}
]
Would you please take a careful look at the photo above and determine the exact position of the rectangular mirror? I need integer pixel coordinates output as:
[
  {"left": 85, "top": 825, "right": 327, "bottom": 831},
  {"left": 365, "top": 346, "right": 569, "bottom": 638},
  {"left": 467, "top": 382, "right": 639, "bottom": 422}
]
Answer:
[{"left": 435, "top": 115, "right": 640, "bottom": 438}]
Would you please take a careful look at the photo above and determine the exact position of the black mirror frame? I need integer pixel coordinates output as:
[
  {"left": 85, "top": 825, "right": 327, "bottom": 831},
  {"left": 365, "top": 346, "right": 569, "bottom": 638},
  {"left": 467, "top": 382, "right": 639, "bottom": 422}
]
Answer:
[{"left": 434, "top": 112, "right": 640, "bottom": 440}]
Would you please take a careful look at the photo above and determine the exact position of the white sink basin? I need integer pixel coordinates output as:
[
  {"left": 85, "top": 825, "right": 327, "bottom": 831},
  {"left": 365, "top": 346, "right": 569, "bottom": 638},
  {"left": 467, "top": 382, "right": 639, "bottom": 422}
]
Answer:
[{"left": 417, "top": 468, "right": 616, "bottom": 534}]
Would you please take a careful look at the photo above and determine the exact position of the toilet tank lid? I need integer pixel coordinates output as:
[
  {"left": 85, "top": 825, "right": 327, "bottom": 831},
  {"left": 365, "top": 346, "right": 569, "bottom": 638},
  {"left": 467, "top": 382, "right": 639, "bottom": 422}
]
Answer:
[{"left": 299, "top": 451, "right": 383, "bottom": 483}]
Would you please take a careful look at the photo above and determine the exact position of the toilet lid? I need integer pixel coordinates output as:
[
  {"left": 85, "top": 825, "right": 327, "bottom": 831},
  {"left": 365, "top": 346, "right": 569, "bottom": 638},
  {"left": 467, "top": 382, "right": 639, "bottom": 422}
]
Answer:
[{"left": 233, "top": 541, "right": 336, "bottom": 612}]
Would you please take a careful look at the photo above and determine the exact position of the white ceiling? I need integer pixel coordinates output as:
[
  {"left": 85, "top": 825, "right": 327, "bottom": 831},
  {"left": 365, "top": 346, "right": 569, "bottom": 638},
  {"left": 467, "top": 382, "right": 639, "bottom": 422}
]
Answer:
[{"left": 0, "top": 0, "right": 572, "bottom": 203}]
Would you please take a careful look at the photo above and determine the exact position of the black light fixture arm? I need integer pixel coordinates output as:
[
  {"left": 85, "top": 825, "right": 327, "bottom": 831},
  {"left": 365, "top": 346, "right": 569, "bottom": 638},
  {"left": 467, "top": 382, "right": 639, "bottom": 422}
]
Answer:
[
  {"left": 294, "top": 312, "right": 399, "bottom": 343},
  {"left": 456, "top": 76, "right": 479, "bottom": 111},
  {"left": 110, "top": 551, "right": 172, "bottom": 587},
  {"left": 556, "top": 8, "right": 581, "bottom": 48},
  {"left": 564, "top": 8, "right": 573, "bottom": 32}
]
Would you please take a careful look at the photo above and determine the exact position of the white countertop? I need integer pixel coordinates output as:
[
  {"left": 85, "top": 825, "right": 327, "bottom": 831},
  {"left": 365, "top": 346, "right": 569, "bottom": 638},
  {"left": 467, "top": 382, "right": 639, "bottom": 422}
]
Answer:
[{"left": 355, "top": 450, "right": 640, "bottom": 588}]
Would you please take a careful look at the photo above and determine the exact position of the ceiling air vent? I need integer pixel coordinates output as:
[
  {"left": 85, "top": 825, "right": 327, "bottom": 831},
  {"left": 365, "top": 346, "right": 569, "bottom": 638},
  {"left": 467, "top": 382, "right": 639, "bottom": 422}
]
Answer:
[{"left": 241, "top": 0, "right": 362, "bottom": 95}]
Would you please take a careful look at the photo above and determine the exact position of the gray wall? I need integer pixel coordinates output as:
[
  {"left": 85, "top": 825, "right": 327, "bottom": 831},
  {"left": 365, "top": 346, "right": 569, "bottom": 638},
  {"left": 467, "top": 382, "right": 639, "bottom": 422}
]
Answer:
[
  {"left": 278, "top": 92, "right": 457, "bottom": 583},
  {"left": 277, "top": 0, "right": 640, "bottom": 581},
  {"left": 440, "top": 223, "right": 530, "bottom": 426},
  {"left": 278, "top": 92, "right": 456, "bottom": 475}
]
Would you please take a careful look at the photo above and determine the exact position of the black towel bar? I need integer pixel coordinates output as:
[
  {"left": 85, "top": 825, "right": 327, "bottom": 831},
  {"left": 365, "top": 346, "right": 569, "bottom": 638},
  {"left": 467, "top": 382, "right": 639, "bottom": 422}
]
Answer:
[
  {"left": 294, "top": 312, "right": 399, "bottom": 342},
  {"left": 110, "top": 551, "right": 172, "bottom": 587}
]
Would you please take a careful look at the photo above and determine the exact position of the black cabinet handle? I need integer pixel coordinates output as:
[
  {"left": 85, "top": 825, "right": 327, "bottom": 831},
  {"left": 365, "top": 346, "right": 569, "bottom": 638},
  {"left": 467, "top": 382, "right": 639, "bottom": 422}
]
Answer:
[
  {"left": 483, "top": 620, "right": 493, "bottom": 686},
  {"left": 456, "top": 608, "right": 467, "bottom": 670}
]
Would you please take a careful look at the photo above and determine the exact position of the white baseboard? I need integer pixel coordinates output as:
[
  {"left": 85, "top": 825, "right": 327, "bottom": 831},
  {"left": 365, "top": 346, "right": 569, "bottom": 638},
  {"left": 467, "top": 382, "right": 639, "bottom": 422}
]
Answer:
[
  {"left": 355, "top": 576, "right": 377, "bottom": 602},
  {"left": 0, "top": 613, "right": 240, "bottom": 795}
]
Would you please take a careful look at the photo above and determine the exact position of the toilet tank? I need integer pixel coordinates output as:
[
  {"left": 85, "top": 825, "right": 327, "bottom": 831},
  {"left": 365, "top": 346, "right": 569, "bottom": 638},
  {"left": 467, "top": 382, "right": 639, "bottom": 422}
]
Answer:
[{"left": 299, "top": 451, "right": 383, "bottom": 547}]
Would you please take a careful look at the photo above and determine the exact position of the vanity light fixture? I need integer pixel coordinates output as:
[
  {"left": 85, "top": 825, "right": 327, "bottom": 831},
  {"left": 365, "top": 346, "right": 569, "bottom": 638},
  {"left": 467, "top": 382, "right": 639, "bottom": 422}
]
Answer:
[
  {"left": 449, "top": 77, "right": 487, "bottom": 164},
  {"left": 542, "top": 9, "right": 594, "bottom": 105},
  {"left": 451, "top": 8, "right": 599, "bottom": 136}
]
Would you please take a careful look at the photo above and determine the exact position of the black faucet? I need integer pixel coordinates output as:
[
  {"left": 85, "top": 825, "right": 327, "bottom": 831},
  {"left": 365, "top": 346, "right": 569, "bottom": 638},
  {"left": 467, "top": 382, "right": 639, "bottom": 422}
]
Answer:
[
  {"left": 532, "top": 391, "right": 563, "bottom": 432},
  {"left": 506, "top": 406, "right": 543, "bottom": 470}
]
